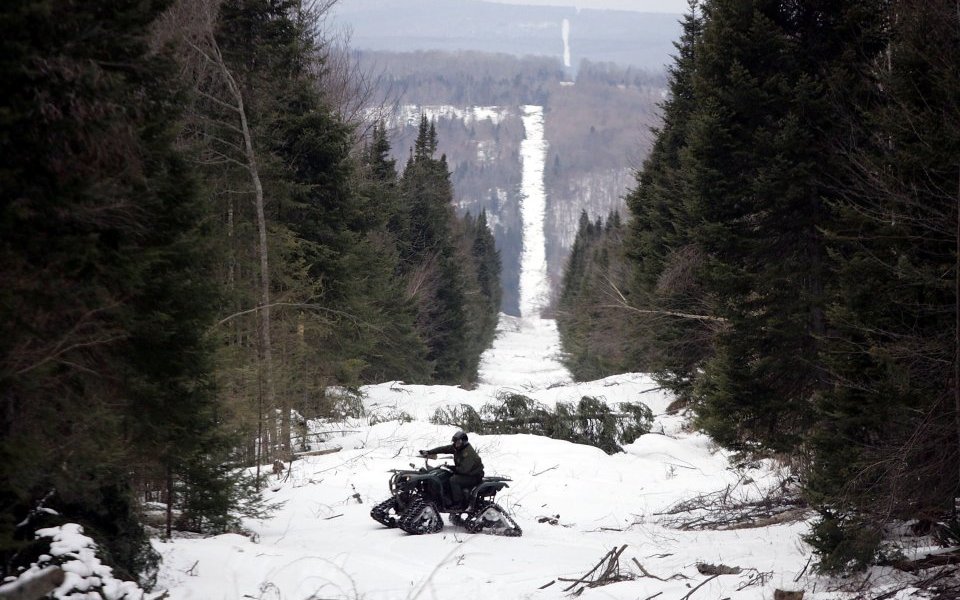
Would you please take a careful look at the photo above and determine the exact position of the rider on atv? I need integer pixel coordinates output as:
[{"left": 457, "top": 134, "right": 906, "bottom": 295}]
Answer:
[
  {"left": 419, "top": 430, "right": 482, "bottom": 510},
  {"left": 371, "top": 430, "right": 521, "bottom": 536}
]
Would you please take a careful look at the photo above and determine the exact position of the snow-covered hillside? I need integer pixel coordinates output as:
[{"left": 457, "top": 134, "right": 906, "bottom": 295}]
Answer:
[{"left": 152, "top": 355, "right": 810, "bottom": 600}]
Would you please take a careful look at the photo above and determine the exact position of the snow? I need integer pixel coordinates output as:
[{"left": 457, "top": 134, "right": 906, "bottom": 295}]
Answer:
[
  {"left": 393, "top": 105, "right": 509, "bottom": 127},
  {"left": 518, "top": 105, "right": 551, "bottom": 321},
  {"left": 1, "top": 523, "right": 149, "bottom": 599},
  {"left": 561, "top": 18, "right": 572, "bottom": 68},
  {"left": 148, "top": 99, "right": 820, "bottom": 600},
  {"left": 151, "top": 363, "right": 817, "bottom": 600}
]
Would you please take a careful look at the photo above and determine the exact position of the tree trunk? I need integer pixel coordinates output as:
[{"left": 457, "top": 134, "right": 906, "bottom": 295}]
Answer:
[
  {"left": 953, "top": 0, "right": 960, "bottom": 507},
  {"left": 206, "top": 35, "right": 285, "bottom": 459},
  {"left": 165, "top": 466, "right": 173, "bottom": 539}
]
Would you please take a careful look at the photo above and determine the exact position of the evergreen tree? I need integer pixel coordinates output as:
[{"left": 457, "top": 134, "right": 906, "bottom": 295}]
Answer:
[
  {"left": 397, "top": 119, "right": 473, "bottom": 383},
  {"left": 0, "top": 0, "right": 226, "bottom": 581},
  {"left": 472, "top": 209, "right": 503, "bottom": 349},
  {"left": 625, "top": 0, "right": 710, "bottom": 400},
  {"left": 558, "top": 212, "right": 635, "bottom": 379},
  {"left": 458, "top": 210, "right": 502, "bottom": 380},
  {"left": 684, "top": 0, "right": 848, "bottom": 452},
  {"left": 806, "top": 0, "right": 958, "bottom": 571}
]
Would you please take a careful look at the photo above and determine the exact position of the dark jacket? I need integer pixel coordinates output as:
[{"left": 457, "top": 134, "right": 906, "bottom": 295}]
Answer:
[{"left": 426, "top": 442, "right": 484, "bottom": 477}]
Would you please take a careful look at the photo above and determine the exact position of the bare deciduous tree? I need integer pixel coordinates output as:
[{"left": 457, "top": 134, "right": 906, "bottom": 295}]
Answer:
[{"left": 155, "top": 0, "right": 281, "bottom": 468}]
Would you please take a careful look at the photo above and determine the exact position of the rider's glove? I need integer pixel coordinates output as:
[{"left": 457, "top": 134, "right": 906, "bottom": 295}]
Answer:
[{"left": 418, "top": 449, "right": 428, "bottom": 457}]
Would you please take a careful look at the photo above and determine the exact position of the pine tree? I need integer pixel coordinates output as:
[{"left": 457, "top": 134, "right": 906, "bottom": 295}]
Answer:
[
  {"left": 684, "top": 0, "right": 847, "bottom": 452},
  {"left": 0, "top": 0, "right": 225, "bottom": 580},
  {"left": 805, "top": 0, "right": 959, "bottom": 571},
  {"left": 625, "top": 0, "right": 710, "bottom": 399}
]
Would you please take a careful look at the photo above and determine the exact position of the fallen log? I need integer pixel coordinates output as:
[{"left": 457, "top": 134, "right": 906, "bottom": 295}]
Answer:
[
  {"left": 696, "top": 562, "right": 742, "bottom": 575},
  {"left": 890, "top": 552, "right": 960, "bottom": 573},
  {"left": 0, "top": 567, "right": 65, "bottom": 600},
  {"left": 295, "top": 446, "right": 342, "bottom": 457}
]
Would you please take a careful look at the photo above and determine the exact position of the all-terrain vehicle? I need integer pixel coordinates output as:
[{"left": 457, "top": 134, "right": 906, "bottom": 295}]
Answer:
[{"left": 370, "top": 457, "right": 522, "bottom": 536}]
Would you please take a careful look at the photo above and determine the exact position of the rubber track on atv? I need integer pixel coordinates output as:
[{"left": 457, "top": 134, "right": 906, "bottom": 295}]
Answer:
[
  {"left": 399, "top": 499, "right": 444, "bottom": 535},
  {"left": 465, "top": 502, "right": 522, "bottom": 537},
  {"left": 370, "top": 498, "right": 399, "bottom": 528}
]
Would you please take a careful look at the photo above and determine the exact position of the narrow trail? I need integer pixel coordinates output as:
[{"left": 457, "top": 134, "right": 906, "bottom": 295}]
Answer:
[
  {"left": 479, "top": 105, "right": 571, "bottom": 390},
  {"left": 152, "top": 105, "right": 819, "bottom": 600}
]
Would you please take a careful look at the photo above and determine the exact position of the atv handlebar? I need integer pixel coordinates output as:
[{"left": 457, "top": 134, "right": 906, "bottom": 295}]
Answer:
[{"left": 398, "top": 455, "right": 453, "bottom": 471}]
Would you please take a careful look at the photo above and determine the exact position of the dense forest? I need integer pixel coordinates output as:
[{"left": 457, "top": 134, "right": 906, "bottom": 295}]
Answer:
[
  {"left": 558, "top": 0, "right": 960, "bottom": 572},
  {"left": 0, "top": 0, "right": 499, "bottom": 587}
]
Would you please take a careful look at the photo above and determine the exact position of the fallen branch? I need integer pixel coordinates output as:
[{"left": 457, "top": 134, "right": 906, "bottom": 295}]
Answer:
[
  {"left": 696, "top": 563, "right": 741, "bottom": 575},
  {"left": 793, "top": 556, "right": 812, "bottom": 582},
  {"left": 600, "top": 278, "right": 727, "bottom": 323},
  {"left": 717, "top": 507, "right": 809, "bottom": 530},
  {"left": 0, "top": 567, "right": 64, "bottom": 600},
  {"left": 737, "top": 569, "right": 773, "bottom": 590},
  {"left": 561, "top": 545, "right": 631, "bottom": 594},
  {"left": 890, "top": 552, "right": 960, "bottom": 572},
  {"left": 295, "top": 446, "right": 342, "bottom": 457},
  {"left": 533, "top": 465, "right": 559, "bottom": 476},
  {"left": 632, "top": 558, "right": 667, "bottom": 581},
  {"left": 657, "top": 481, "right": 807, "bottom": 531},
  {"left": 681, "top": 574, "right": 719, "bottom": 600}
]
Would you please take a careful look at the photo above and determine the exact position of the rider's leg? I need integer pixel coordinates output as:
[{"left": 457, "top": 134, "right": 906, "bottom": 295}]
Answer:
[
  {"left": 450, "top": 475, "right": 482, "bottom": 508},
  {"left": 449, "top": 475, "right": 467, "bottom": 507}
]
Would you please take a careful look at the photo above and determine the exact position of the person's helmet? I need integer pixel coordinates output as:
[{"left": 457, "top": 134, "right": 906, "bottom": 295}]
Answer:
[{"left": 452, "top": 430, "right": 468, "bottom": 444}]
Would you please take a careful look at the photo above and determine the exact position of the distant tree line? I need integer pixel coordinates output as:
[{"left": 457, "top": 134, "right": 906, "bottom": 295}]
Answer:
[
  {"left": 0, "top": 0, "right": 499, "bottom": 588},
  {"left": 358, "top": 49, "right": 565, "bottom": 107},
  {"left": 557, "top": 211, "right": 645, "bottom": 380},
  {"left": 558, "top": 0, "right": 959, "bottom": 572}
]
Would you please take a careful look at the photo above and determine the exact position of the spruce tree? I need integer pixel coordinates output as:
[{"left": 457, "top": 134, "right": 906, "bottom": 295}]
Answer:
[
  {"left": 625, "top": 0, "right": 709, "bottom": 399},
  {"left": 398, "top": 118, "right": 472, "bottom": 383},
  {"left": 684, "top": 0, "right": 844, "bottom": 452},
  {"left": 806, "top": 0, "right": 959, "bottom": 571},
  {"left": 0, "top": 0, "right": 225, "bottom": 581},
  {"left": 558, "top": 212, "right": 635, "bottom": 379}
]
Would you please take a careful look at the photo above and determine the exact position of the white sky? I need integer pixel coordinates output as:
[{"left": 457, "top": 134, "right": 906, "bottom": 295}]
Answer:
[{"left": 479, "top": 0, "right": 688, "bottom": 13}]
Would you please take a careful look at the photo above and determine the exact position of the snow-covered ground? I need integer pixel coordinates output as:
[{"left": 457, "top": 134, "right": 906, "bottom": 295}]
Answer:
[
  {"left": 148, "top": 115, "right": 818, "bottom": 599},
  {"left": 152, "top": 367, "right": 813, "bottom": 600}
]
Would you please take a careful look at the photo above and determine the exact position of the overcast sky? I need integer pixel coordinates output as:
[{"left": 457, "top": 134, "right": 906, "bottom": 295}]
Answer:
[{"left": 478, "top": 0, "right": 688, "bottom": 13}]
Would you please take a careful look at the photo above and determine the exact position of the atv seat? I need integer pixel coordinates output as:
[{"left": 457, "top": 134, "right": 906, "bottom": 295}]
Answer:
[{"left": 464, "top": 476, "right": 511, "bottom": 508}]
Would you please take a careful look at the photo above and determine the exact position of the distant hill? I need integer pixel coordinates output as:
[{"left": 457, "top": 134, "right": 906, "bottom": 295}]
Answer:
[
  {"left": 333, "top": 3, "right": 680, "bottom": 314},
  {"left": 359, "top": 50, "right": 668, "bottom": 314},
  {"left": 332, "top": 0, "right": 682, "bottom": 71}
]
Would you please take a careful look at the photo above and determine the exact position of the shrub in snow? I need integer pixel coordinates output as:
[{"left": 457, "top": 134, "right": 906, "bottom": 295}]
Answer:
[
  {"left": 1, "top": 523, "right": 148, "bottom": 599},
  {"left": 367, "top": 407, "right": 413, "bottom": 425},
  {"left": 430, "top": 403, "right": 484, "bottom": 431},
  {"left": 431, "top": 393, "right": 653, "bottom": 453},
  {"left": 323, "top": 387, "right": 366, "bottom": 420}
]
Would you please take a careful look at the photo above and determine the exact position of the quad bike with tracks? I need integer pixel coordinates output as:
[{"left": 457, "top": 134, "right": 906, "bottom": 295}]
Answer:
[{"left": 370, "top": 457, "right": 522, "bottom": 536}]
